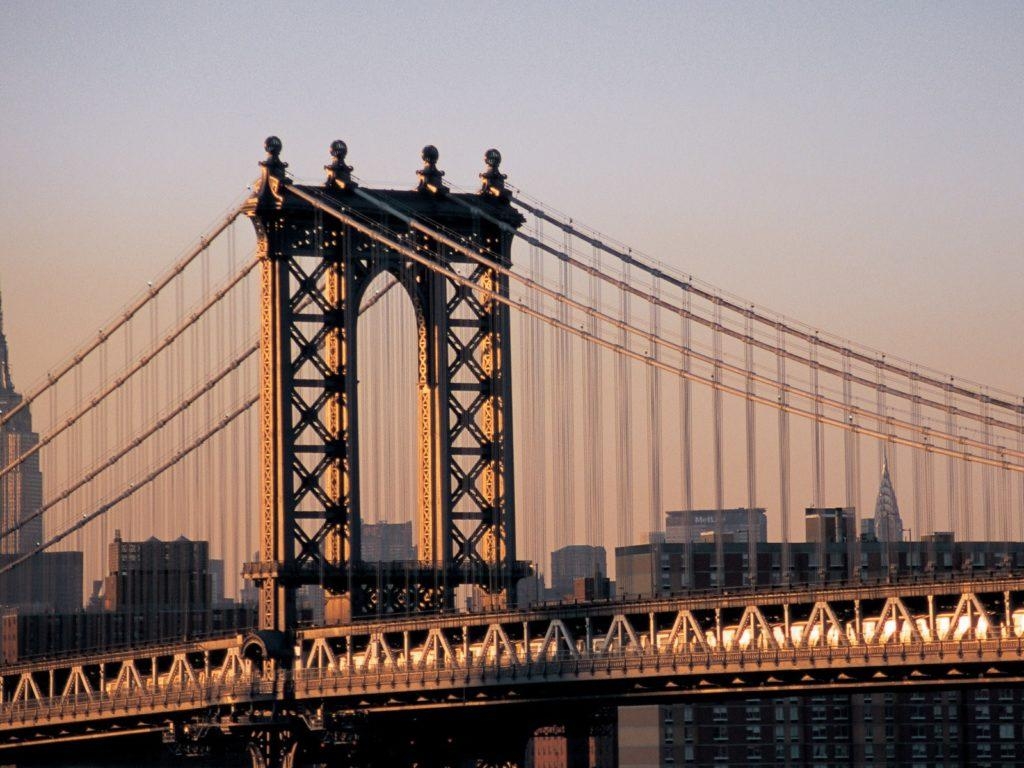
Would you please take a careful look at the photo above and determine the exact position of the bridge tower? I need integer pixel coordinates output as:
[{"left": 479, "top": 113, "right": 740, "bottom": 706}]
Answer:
[{"left": 243, "top": 138, "right": 527, "bottom": 632}]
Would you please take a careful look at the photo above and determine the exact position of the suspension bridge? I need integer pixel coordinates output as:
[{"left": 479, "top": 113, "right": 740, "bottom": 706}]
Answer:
[{"left": 0, "top": 137, "right": 1021, "bottom": 767}]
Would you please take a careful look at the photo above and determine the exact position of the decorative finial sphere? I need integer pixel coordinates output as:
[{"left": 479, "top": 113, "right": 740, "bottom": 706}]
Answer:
[
  {"left": 330, "top": 140, "right": 348, "bottom": 160},
  {"left": 265, "top": 136, "right": 282, "bottom": 155},
  {"left": 485, "top": 148, "right": 502, "bottom": 168},
  {"left": 422, "top": 145, "right": 439, "bottom": 164}
]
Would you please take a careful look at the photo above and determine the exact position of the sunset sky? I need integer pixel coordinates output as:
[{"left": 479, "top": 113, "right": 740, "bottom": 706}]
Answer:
[{"left": 2, "top": 1, "right": 1021, "bottom": 394}]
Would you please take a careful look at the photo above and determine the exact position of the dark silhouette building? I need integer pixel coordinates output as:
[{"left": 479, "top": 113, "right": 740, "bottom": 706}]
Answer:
[
  {"left": 616, "top": 534, "right": 1024, "bottom": 597},
  {"left": 362, "top": 521, "right": 416, "bottom": 562},
  {"left": 103, "top": 530, "right": 212, "bottom": 642},
  {"left": 617, "top": 688, "right": 1024, "bottom": 767}
]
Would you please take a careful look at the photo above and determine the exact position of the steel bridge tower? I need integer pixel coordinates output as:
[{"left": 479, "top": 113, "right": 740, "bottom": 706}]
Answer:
[{"left": 243, "top": 138, "right": 528, "bottom": 632}]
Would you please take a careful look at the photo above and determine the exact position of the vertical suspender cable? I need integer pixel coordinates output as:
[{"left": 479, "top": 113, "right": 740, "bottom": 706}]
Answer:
[
  {"left": 680, "top": 290, "right": 694, "bottom": 588},
  {"left": 777, "top": 325, "right": 791, "bottom": 587},
  {"left": 981, "top": 392, "right": 992, "bottom": 545},
  {"left": 528, "top": 217, "right": 548, "bottom": 579},
  {"left": 1018, "top": 401, "right": 1024, "bottom": 548},
  {"left": 744, "top": 310, "right": 757, "bottom": 586},
  {"left": 712, "top": 300, "right": 725, "bottom": 590},
  {"left": 910, "top": 372, "right": 923, "bottom": 570},
  {"left": 875, "top": 357, "right": 891, "bottom": 574},
  {"left": 842, "top": 349, "right": 860, "bottom": 582},
  {"left": 616, "top": 261, "right": 634, "bottom": 552},
  {"left": 811, "top": 335, "right": 824, "bottom": 509},
  {"left": 648, "top": 280, "right": 662, "bottom": 536},
  {"left": 946, "top": 380, "right": 959, "bottom": 539},
  {"left": 583, "top": 244, "right": 603, "bottom": 547},
  {"left": 555, "top": 229, "right": 574, "bottom": 550},
  {"left": 810, "top": 335, "right": 824, "bottom": 582}
]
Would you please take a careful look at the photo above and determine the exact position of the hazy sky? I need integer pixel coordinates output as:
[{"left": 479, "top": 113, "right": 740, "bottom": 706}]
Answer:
[{"left": 1, "top": 1, "right": 1022, "bottom": 395}]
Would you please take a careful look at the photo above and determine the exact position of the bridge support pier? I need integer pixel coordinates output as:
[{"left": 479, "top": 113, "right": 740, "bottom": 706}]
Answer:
[{"left": 247, "top": 727, "right": 301, "bottom": 768}]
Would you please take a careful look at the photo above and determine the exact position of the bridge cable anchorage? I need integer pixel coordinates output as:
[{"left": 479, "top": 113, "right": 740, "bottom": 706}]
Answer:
[
  {"left": 326, "top": 186, "right": 1024, "bottom": 472},
  {"left": 442, "top": 192, "right": 1024, "bottom": 454},
  {"left": 0, "top": 204, "right": 245, "bottom": 430},
  {"left": 0, "top": 395, "right": 256, "bottom": 576},
  {"left": 509, "top": 191, "right": 1024, "bottom": 421},
  {"left": 0, "top": 255, "right": 258, "bottom": 486}
]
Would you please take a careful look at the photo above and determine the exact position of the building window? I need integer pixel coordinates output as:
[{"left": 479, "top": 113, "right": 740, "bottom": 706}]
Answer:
[
  {"left": 998, "top": 723, "right": 1014, "bottom": 739},
  {"left": 712, "top": 706, "right": 727, "bottom": 722}
]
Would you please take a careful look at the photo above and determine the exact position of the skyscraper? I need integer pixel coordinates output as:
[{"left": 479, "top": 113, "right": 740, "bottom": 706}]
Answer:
[
  {"left": 0, "top": 291, "right": 43, "bottom": 555},
  {"left": 873, "top": 452, "right": 904, "bottom": 542}
]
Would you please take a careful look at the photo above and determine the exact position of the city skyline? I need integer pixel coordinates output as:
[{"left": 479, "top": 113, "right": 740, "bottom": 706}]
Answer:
[{"left": 0, "top": 7, "right": 1021, "bottom": 764}]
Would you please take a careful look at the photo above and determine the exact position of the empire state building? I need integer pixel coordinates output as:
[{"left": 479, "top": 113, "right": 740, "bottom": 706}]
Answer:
[{"left": 0, "top": 292, "right": 43, "bottom": 555}]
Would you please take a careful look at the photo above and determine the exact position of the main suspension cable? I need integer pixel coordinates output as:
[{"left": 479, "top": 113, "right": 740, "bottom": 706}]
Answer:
[
  {"left": 288, "top": 185, "right": 1024, "bottom": 474},
  {"left": 0, "top": 205, "right": 244, "bottom": 429},
  {"left": 0, "top": 395, "right": 257, "bottom": 576},
  {"left": 0, "top": 255, "right": 258, "bottom": 484},
  {"left": 510, "top": 191, "right": 1024, "bottom": 419},
  {"left": 339, "top": 186, "right": 1023, "bottom": 464},
  {"left": 453, "top": 193, "right": 1023, "bottom": 446},
  {"left": 0, "top": 339, "right": 258, "bottom": 542}
]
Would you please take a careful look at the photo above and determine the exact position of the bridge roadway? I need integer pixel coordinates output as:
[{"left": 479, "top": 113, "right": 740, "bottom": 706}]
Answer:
[{"left": 4, "top": 573, "right": 1024, "bottom": 763}]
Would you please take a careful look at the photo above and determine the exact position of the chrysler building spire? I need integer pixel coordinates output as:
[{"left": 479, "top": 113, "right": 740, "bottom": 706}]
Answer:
[{"left": 873, "top": 450, "right": 904, "bottom": 542}]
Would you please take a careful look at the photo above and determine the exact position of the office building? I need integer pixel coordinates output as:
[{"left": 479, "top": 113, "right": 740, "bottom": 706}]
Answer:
[
  {"left": 805, "top": 507, "right": 855, "bottom": 544},
  {"left": 616, "top": 534, "right": 1024, "bottom": 597},
  {"left": 0, "top": 291, "right": 43, "bottom": 555},
  {"left": 102, "top": 531, "right": 212, "bottom": 643},
  {"left": 550, "top": 545, "right": 606, "bottom": 600},
  {"left": 665, "top": 508, "right": 767, "bottom": 545},
  {"left": 618, "top": 688, "right": 1024, "bottom": 767},
  {"left": 362, "top": 521, "right": 416, "bottom": 562}
]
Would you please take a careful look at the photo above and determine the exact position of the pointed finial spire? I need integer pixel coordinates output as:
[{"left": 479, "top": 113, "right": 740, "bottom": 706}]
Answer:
[
  {"left": 874, "top": 446, "right": 903, "bottom": 542},
  {"left": 416, "top": 145, "right": 447, "bottom": 195},
  {"left": 325, "top": 139, "right": 356, "bottom": 191},
  {"left": 256, "top": 136, "right": 289, "bottom": 208},
  {"left": 479, "top": 148, "right": 509, "bottom": 199}
]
